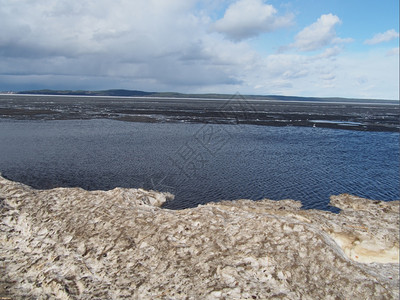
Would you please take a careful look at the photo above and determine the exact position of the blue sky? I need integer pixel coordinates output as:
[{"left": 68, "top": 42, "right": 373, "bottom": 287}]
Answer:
[
  {"left": 255, "top": 0, "right": 399, "bottom": 51},
  {"left": 0, "top": 0, "right": 399, "bottom": 99}
]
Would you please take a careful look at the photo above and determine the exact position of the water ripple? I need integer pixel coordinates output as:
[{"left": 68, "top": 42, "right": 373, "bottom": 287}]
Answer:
[{"left": 0, "top": 119, "right": 398, "bottom": 212}]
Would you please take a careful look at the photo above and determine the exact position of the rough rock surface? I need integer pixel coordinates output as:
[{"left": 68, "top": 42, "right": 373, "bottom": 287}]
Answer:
[{"left": 0, "top": 174, "right": 399, "bottom": 299}]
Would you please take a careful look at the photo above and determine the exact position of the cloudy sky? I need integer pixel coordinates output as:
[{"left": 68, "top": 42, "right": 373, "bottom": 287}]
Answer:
[{"left": 0, "top": 0, "right": 399, "bottom": 99}]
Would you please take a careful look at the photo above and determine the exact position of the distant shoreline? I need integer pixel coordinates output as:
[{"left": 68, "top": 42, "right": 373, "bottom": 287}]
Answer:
[
  {"left": 1, "top": 88, "right": 398, "bottom": 105},
  {"left": 1, "top": 92, "right": 399, "bottom": 106},
  {"left": 1, "top": 93, "right": 399, "bottom": 132}
]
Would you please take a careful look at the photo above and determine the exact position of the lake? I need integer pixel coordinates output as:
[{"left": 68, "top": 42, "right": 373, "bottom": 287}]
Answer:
[{"left": 0, "top": 118, "right": 398, "bottom": 212}]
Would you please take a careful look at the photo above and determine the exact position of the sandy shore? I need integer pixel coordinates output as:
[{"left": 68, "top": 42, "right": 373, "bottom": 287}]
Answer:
[{"left": 1, "top": 174, "right": 399, "bottom": 299}]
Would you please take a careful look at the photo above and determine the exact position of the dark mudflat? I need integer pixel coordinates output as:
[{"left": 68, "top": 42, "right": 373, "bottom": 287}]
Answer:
[{"left": 0, "top": 94, "right": 398, "bottom": 132}]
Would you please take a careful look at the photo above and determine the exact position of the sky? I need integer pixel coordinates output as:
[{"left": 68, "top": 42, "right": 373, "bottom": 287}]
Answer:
[{"left": 0, "top": 0, "right": 399, "bottom": 99}]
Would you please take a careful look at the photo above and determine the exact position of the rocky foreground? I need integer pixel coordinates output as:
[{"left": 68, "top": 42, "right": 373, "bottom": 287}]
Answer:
[{"left": 0, "top": 175, "right": 399, "bottom": 299}]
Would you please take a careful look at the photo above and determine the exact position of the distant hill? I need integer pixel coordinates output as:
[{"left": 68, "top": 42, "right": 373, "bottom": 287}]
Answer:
[
  {"left": 17, "top": 89, "right": 153, "bottom": 97},
  {"left": 16, "top": 89, "right": 398, "bottom": 104}
]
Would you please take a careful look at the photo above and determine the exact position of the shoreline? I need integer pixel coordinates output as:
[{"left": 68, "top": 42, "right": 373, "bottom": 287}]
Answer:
[
  {"left": 1, "top": 175, "right": 399, "bottom": 299},
  {"left": 2, "top": 93, "right": 399, "bottom": 105},
  {"left": 0, "top": 94, "right": 399, "bottom": 132}
]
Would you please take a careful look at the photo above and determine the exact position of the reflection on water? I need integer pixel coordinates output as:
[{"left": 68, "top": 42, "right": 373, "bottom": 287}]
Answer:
[{"left": 0, "top": 118, "right": 398, "bottom": 212}]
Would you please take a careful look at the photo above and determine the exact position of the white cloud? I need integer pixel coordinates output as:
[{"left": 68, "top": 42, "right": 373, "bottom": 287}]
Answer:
[
  {"left": 0, "top": 0, "right": 243, "bottom": 90},
  {"left": 364, "top": 29, "right": 399, "bottom": 45},
  {"left": 332, "top": 51, "right": 399, "bottom": 99},
  {"left": 316, "top": 46, "right": 342, "bottom": 59},
  {"left": 291, "top": 14, "right": 352, "bottom": 52},
  {"left": 386, "top": 47, "right": 399, "bottom": 56},
  {"left": 233, "top": 46, "right": 398, "bottom": 100},
  {"left": 0, "top": 0, "right": 202, "bottom": 59},
  {"left": 213, "top": 0, "right": 293, "bottom": 41}
]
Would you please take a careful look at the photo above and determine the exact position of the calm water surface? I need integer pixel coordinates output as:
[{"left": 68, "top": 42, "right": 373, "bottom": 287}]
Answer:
[{"left": 0, "top": 118, "right": 398, "bottom": 212}]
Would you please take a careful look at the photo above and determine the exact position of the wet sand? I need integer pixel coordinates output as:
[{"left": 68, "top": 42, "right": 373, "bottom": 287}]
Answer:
[{"left": 0, "top": 94, "right": 399, "bottom": 131}]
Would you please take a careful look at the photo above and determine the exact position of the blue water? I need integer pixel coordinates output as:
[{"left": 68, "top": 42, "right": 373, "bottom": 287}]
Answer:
[{"left": 0, "top": 118, "right": 398, "bottom": 211}]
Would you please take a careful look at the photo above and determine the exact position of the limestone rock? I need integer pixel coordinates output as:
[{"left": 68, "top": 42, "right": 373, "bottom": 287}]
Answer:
[{"left": 0, "top": 175, "right": 399, "bottom": 299}]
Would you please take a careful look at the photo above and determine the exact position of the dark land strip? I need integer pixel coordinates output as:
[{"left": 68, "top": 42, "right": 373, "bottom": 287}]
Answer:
[{"left": 0, "top": 95, "right": 399, "bottom": 132}]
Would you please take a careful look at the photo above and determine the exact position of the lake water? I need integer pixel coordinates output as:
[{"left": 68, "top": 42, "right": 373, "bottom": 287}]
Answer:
[{"left": 0, "top": 118, "right": 398, "bottom": 212}]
